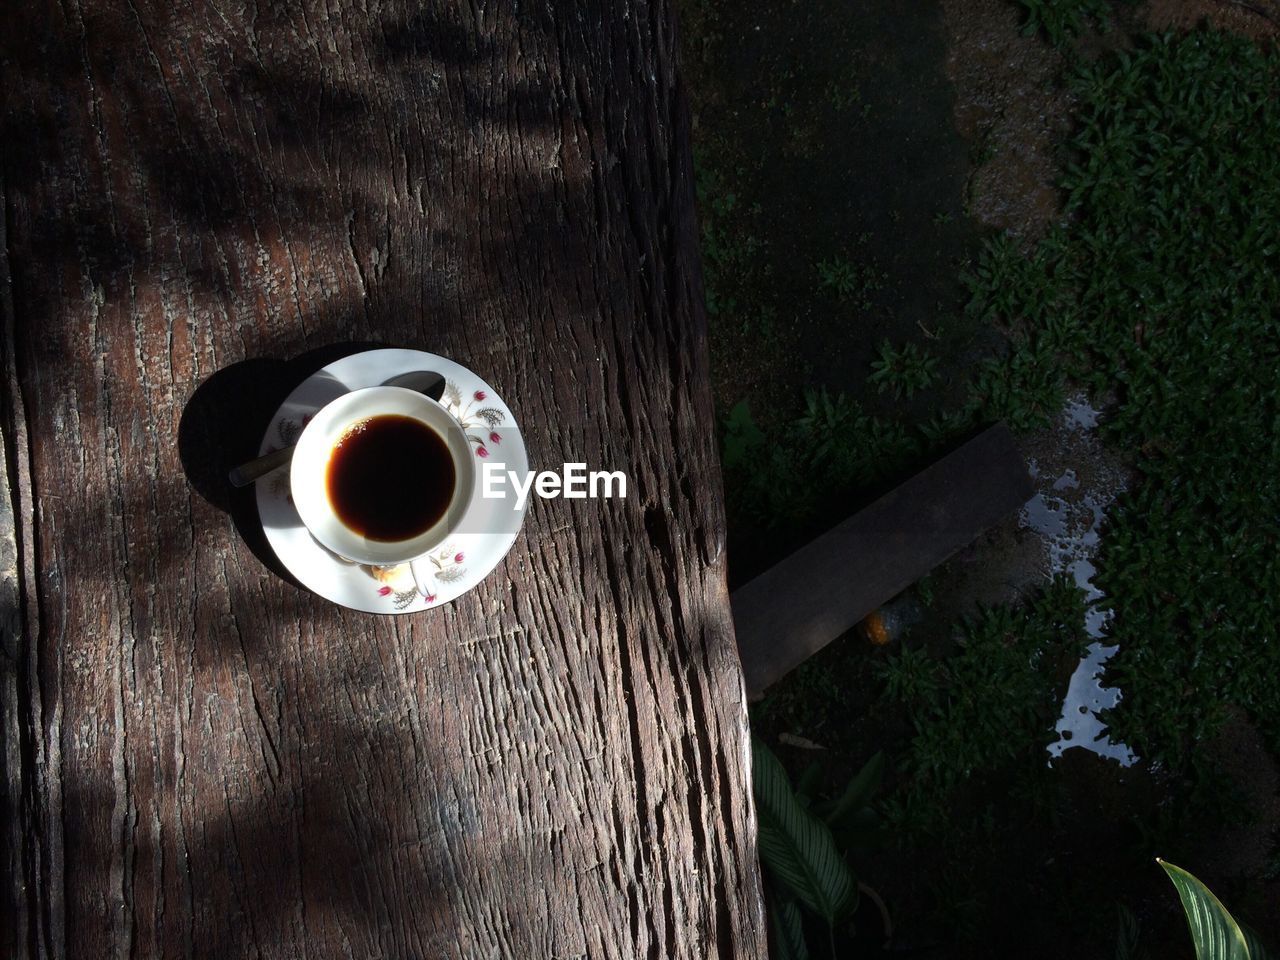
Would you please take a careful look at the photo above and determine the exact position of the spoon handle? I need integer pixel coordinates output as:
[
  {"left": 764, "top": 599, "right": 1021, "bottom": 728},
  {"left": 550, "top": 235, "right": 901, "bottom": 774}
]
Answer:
[
  {"left": 227, "top": 370, "right": 446, "bottom": 488},
  {"left": 228, "top": 445, "right": 295, "bottom": 488}
]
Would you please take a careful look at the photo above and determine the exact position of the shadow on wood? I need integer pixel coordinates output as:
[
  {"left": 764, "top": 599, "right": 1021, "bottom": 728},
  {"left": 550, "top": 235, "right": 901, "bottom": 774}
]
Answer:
[
  {"left": 732, "top": 422, "right": 1035, "bottom": 698},
  {"left": 1, "top": 0, "right": 769, "bottom": 955},
  {"left": 176, "top": 343, "right": 387, "bottom": 584}
]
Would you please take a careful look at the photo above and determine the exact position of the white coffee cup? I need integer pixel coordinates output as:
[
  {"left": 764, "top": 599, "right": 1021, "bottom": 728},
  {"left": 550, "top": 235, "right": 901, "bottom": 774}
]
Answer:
[{"left": 290, "top": 386, "right": 475, "bottom": 566}]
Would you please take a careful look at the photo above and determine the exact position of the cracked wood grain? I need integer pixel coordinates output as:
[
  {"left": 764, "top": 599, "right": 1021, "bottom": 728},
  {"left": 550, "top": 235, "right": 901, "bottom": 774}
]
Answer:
[{"left": 0, "top": 1, "right": 766, "bottom": 957}]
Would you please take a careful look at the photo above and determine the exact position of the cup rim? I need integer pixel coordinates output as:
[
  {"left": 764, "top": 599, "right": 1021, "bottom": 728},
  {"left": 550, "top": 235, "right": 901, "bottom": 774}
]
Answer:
[{"left": 289, "top": 386, "right": 475, "bottom": 566}]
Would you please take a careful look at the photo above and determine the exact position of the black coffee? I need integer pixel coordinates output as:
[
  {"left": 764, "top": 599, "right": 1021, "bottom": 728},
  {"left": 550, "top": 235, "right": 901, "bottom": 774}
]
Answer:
[{"left": 326, "top": 414, "right": 456, "bottom": 542}]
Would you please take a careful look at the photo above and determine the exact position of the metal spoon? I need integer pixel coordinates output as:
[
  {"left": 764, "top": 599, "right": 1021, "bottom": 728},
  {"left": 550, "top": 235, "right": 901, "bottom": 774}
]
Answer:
[{"left": 227, "top": 370, "right": 447, "bottom": 487}]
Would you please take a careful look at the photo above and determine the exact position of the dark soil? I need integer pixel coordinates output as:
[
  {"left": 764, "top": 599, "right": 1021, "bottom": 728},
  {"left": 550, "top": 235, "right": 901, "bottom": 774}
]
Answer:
[
  {"left": 941, "top": 0, "right": 1072, "bottom": 240},
  {"left": 684, "top": 0, "right": 989, "bottom": 429},
  {"left": 1144, "top": 0, "right": 1280, "bottom": 39}
]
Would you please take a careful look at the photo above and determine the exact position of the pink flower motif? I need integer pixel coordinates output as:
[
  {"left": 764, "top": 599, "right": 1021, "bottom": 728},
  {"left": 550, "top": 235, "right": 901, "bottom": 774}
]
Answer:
[
  {"left": 424, "top": 593, "right": 437, "bottom": 604},
  {"left": 489, "top": 431, "right": 501, "bottom": 445},
  {"left": 474, "top": 390, "right": 487, "bottom": 401},
  {"left": 377, "top": 586, "right": 392, "bottom": 597},
  {"left": 476, "top": 446, "right": 489, "bottom": 458},
  {"left": 454, "top": 552, "right": 465, "bottom": 564}
]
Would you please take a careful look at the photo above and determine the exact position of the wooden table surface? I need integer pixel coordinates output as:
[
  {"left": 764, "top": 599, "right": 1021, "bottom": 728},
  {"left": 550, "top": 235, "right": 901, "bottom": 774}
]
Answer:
[{"left": 0, "top": 2, "right": 766, "bottom": 956}]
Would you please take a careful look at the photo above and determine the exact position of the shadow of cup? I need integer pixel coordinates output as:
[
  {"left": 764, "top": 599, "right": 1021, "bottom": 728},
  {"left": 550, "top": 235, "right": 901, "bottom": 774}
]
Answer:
[{"left": 177, "top": 342, "right": 386, "bottom": 585}]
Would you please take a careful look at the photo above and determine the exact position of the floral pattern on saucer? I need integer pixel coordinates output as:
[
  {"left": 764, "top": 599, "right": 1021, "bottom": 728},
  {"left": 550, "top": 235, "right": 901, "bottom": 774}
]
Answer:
[
  {"left": 441, "top": 380, "right": 507, "bottom": 459},
  {"left": 255, "top": 349, "right": 528, "bottom": 614},
  {"left": 370, "top": 545, "right": 468, "bottom": 610}
]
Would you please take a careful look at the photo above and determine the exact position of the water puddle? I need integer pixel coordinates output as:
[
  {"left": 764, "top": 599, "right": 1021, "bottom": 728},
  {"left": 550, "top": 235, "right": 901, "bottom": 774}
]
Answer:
[
  {"left": 1022, "top": 398, "right": 1138, "bottom": 766},
  {"left": 1062, "top": 397, "right": 1100, "bottom": 432}
]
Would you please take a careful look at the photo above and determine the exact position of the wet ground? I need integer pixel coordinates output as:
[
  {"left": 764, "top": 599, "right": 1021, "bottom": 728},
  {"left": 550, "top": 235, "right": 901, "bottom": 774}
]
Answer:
[
  {"left": 681, "top": 0, "right": 1280, "bottom": 954},
  {"left": 1020, "top": 397, "right": 1135, "bottom": 764}
]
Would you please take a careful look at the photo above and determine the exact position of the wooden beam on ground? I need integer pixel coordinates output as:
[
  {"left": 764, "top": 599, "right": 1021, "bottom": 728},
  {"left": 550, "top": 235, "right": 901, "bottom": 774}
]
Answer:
[{"left": 732, "top": 423, "right": 1035, "bottom": 698}]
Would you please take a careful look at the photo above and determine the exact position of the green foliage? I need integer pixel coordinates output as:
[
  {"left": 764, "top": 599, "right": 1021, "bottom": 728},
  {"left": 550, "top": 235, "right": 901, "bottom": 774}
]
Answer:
[
  {"left": 794, "top": 388, "right": 917, "bottom": 480},
  {"left": 701, "top": 10, "right": 1280, "bottom": 954},
  {"left": 720, "top": 391, "right": 927, "bottom": 530},
  {"left": 963, "top": 31, "right": 1280, "bottom": 772},
  {"left": 768, "top": 896, "right": 810, "bottom": 960},
  {"left": 879, "top": 577, "right": 1087, "bottom": 832},
  {"left": 816, "top": 255, "right": 885, "bottom": 310},
  {"left": 876, "top": 643, "right": 939, "bottom": 703},
  {"left": 1083, "top": 34, "right": 1280, "bottom": 766},
  {"left": 1159, "top": 860, "right": 1274, "bottom": 960},
  {"left": 918, "top": 408, "right": 974, "bottom": 445},
  {"left": 754, "top": 739, "right": 885, "bottom": 957},
  {"left": 753, "top": 737, "right": 856, "bottom": 922},
  {"left": 1115, "top": 904, "right": 1145, "bottom": 960},
  {"left": 913, "top": 573, "right": 936, "bottom": 608},
  {"left": 721, "top": 400, "right": 816, "bottom": 526},
  {"left": 1016, "top": 0, "right": 1119, "bottom": 49},
  {"left": 868, "top": 339, "right": 940, "bottom": 400},
  {"left": 960, "top": 232, "right": 1081, "bottom": 429},
  {"left": 965, "top": 336, "right": 1066, "bottom": 431},
  {"left": 816, "top": 750, "right": 883, "bottom": 827}
]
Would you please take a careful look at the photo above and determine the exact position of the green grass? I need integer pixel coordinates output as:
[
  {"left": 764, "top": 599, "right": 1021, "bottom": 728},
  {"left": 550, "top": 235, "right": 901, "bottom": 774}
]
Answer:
[
  {"left": 1016, "top": 0, "right": 1122, "bottom": 48},
  {"left": 696, "top": 12, "right": 1280, "bottom": 955},
  {"left": 721, "top": 391, "right": 922, "bottom": 531},
  {"left": 816, "top": 253, "right": 885, "bottom": 310},
  {"left": 878, "top": 576, "right": 1088, "bottom": 835},
  {"left": 868, "top": 339, "right": 940, "bottom": 400},
  {"left": 963, "top": 30, "right": 1280, "bottom": 773},
  {"left": 727, "top": 30, "right": 1280, "bottom": 786}
]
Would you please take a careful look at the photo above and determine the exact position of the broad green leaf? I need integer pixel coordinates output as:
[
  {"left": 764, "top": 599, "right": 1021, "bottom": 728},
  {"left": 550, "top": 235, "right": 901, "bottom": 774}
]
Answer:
[
  {"left": 767, "top": 893, "right": 809, "bottom": 960},
  {"left": 1158, "top": 859, "right": 1272, "bottom": 960},
  {"left": 1243, "top": 927, "right": 1277, "bottom": 960},
  {"left": 753, "top": 737, "right": 856, "bottom": 922},
  {"left": 1115, "top": 904, "right": 1142, "bottom": 960},
  {"left": 818, "top": 751, "right": 884, "bottom": 827}
]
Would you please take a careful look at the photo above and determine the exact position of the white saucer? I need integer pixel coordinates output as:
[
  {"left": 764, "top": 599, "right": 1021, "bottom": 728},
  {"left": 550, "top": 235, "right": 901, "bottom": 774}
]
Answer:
[{"left": 256, "top": 348, "right": 529, "bottom": 613}]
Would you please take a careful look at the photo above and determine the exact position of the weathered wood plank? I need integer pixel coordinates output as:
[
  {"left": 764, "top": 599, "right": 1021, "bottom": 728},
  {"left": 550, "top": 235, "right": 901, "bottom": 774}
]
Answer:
[
  {"left": 1, "top": 167, "right": 42, "bottom": 960},
  {"left": 732, "top": 423, "right": 1034, "bottom": 697},
  {"left": 0, "top": 3, "right": 766, "bottom": 957}
]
